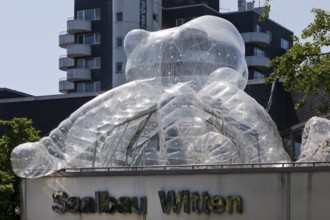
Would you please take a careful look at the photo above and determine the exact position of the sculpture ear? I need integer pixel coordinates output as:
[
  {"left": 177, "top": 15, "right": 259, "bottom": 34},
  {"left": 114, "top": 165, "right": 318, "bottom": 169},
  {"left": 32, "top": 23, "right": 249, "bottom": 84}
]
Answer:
[
  {"left": 124, "top": 29, "right": 150, "bottom": 56},
  {"left": 174, "top": 27, "right": 212, "bottom": 53}
]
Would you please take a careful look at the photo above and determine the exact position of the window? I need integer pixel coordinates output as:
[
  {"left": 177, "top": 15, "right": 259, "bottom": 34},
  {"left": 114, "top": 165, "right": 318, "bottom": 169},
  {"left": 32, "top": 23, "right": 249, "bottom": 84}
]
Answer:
[
  {"left": 77, "top": 82, "right": 101, "bottom": 93},
  {"left": 84, "top": 34, "right": 95, "bottom": 44},
  {"left": 293, "top": 130, "right": 302, "bottom": 161},
  {"left": 254, "top": 47, "right": 265, "bottom": 56},
  {"left": 77, "top": 8, "right": 101, "bottom": 20},
  {"left": 281, "top": 38, "right": 289, "bottom": 50},
  {"left": 95, "top": 8, "right": 101, "bottom": 19},
  {"left": 282, "top": 129, "right": 302, "bottom": 161},
  {"left": 116, "top": 62, "right": 123, "bottom": 73},
  {"left": 255, "top": 24, "right": 261, "bottom": 32},
  {"left": 116, "top": 37, "right": 123, "bottom": 47},
  {"left": 283, "top": 135, "right": 293, "bottom": 159},
  {"left": 253, "top": 71, "right": 264, "bottom": 79},
  {"left": 77, "top": 57, "right": 101, "bottom": 69},
  {"left": 77, "top": 33, "right": 101, "bottom": 45},
  {"left": 116, "top": 12, "right": 123, "bottom": 21},
  {"left": 266, "top": 31, "right": 272, "bottom": 42},
  {"left": 153, "top": 13, "right": 159, "bottom": 22},
  {"left": 95, "top": 34, "right": 101, "bottom": 44},
  {"left": 248, "top": 71, "right": 264, "bottom": 80},
  {"left": 176, "top": 18, "right": 184, "bottom": 26},
  {"left": 175, "top": 17, "right": 194, "bottom": 27}
]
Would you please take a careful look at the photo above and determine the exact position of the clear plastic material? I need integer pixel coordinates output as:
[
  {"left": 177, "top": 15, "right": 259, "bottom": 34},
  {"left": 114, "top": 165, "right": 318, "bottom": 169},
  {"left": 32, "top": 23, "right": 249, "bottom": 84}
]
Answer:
[
  {"left": 297, "top": 117, "right": 330, "bottom": 162},
  {"left": 11, "top": 16, "right": 291, "bottom": 178}
]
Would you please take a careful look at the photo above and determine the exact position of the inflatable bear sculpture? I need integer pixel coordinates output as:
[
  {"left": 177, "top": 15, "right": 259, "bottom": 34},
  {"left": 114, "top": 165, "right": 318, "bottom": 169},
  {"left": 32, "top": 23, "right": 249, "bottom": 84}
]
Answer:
[{"left": 11, "top": 16, "right": 291, "bottom": 178}]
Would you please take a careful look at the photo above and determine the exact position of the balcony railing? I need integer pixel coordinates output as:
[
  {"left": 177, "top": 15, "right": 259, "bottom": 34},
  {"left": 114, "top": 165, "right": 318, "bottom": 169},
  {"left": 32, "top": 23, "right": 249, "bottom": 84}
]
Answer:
[
  {"left": 67, "top": 18, "right": 91, "bottom": 34},
  {"left": 241, "top": 32, "right": 271, "bottom": 47},
  {"left": 59, "top": 56, "right": 74, "bottom": 71},
  {"left": 245, "top": 56, "right": 269, "bottom": 70},
  {"left": 59, "top": 32, "right": 74, "bottom": 49},
  {"left": 67, "top": 68, "right": 91, "bottom": 81},
  {"left": 67, "top": 44, "right": 91, "bottom": 58},
  {"left": 59, "top": 79, "right": 74, "bottom": 93}
]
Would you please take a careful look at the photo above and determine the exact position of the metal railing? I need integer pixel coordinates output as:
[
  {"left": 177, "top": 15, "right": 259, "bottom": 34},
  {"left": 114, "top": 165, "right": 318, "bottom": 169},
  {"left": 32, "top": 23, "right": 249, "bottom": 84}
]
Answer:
[{"left": 58, "top": 161, "right": 330, "bottom": 174}]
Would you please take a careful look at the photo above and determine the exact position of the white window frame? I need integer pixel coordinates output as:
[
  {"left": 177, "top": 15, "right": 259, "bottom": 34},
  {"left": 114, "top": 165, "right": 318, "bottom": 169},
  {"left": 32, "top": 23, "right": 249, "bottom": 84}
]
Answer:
[
  {"left": 77, "top": 33, "right": 101, "bottom": 45},
  {"left": 77, "top": 57, "right": 101, "bottom": 69},
  {"left": 77, "top": 82, "right": 101, "bottom": 93},
  {"left": 77, "top": 8, "right": 101, "bottom": 21}
]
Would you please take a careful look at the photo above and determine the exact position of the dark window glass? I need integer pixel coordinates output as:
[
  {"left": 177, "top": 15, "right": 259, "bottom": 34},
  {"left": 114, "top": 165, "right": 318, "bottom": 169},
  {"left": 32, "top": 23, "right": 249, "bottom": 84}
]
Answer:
[
  {"left": 153, "top": 13, "right": 158, "bottom": 22},
  {"left": 116, "top": 62, "right": 123, "bottom": 73},
  {"left": 84, "top": 34, "right": 94, "bottom": 44},
  {"left": 283, "top": 135, "right": 293, "bottom": 159},
  {"left": 77, "top": 83, "right": 84, "bottom": 92},
  {"left": 85, "top": 83, "right": 95, "bottom": 92},
  {"left": 77, "top": 35, "right": 84, "bottom": 44},
  {"left": 293, "top": 130, "right": 302, "bottom": 161},
  {"left": 95, "top": 33, "right": 101, "bottom": 44},
  {"left": 77, "top": 11, "right": 84, "bottom": 20},
  {"left": 116, "top": 37, "right": 123, "bottom": 47},
  {"left": 116, "top": 12, "right": 123, "bottom": 21},
  {"left": 95, "top": 57, "right": 101, "bottom": 68},
  {"left": 77, "top": 59, "right": 84, "bottom": 68},
  {"left": 84, "top": 9, "right": 94, "bottom": 20}
]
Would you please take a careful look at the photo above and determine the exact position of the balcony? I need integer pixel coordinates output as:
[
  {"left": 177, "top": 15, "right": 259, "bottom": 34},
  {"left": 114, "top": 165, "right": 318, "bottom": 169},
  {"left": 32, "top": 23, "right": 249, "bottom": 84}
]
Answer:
[
  {"left": 245, "top": 56, "right": 270, "bottom": 70},
  {"left": 241, "top": 32, "right": 270, "bottom": 47},
  {"left": 67, "top": 18, "right": 91, "bottom": 34},
  {"left": 59, "top": 32, "right": 74, "bottom": 48},
  {"left": 59, "top": 80, "right": 74, "bottom": 93},
  {"left": 67, "top": 44, "right": 91, "bottom": 58},
  {"left": 67, "top": 68, "right": 91, "bottom": 81},
  {"left": 59, "top": 56, "right": 74, "bottom": 71}
]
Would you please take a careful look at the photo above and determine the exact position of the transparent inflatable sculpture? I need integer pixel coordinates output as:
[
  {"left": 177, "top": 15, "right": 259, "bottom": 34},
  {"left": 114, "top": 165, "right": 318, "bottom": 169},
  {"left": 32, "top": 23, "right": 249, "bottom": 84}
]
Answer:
[
  {"left": 297, "top": 117, "right": 330, "bottom": 162},
  {"left": 11, "top": 15, "right": 291, "bottom": 178}
]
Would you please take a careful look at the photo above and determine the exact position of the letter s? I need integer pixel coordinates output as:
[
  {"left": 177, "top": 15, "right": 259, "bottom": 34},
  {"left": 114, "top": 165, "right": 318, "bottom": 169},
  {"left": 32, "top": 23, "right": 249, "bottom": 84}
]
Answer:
[{"left": 52, "top": 191, "right": 68, "bottom": 214}]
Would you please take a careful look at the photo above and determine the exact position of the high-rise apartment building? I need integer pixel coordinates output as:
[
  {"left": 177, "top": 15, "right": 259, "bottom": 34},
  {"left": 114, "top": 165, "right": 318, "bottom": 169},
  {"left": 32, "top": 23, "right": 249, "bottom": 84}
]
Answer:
[
  {"left": 58, "top": 0, "right": 293, "bottom": 94},
  {"left": 59, "top": 0, "right": 162, "bottom": 93}
]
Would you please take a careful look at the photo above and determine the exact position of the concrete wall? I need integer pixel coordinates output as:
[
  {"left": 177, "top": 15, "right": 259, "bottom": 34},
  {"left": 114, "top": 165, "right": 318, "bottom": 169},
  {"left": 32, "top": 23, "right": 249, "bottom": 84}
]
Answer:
[{"left": 21, "top": 167, "right": 330, "bottom": 220}]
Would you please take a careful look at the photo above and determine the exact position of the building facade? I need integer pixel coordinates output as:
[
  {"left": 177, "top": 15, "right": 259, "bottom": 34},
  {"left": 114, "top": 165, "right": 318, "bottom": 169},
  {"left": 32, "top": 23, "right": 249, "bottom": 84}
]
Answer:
[
  {"left": 58, "top": 0, "right": 293, "bottom": 93},
  {"left": 59, "top": 0, "right": 162, "bottom": 93}
]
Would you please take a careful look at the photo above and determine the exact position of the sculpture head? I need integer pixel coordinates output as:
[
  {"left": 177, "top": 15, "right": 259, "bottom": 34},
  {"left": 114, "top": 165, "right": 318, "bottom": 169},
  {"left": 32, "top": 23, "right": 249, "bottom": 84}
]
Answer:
[{"left": 124, "top": 15, "right": 248, "bottom": 89}]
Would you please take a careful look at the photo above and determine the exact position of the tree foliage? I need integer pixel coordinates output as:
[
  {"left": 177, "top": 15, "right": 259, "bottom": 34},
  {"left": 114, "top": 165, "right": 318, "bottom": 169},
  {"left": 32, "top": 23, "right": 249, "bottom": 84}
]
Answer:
[
  {"left": 266, "top": 9, "right": 330, "bottom": 113},
  {"left": 0, "top": 118, "right": 40, "bottom": 220},
  {"left": 259, "top": 0, "right": 271, "bottom": 22}
]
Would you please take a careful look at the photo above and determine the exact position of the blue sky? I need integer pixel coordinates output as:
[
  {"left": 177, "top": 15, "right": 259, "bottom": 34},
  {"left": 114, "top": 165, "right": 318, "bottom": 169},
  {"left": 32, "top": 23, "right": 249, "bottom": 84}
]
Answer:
[{"left": 1, "top": 0, "right": 329, "bottom": 96}]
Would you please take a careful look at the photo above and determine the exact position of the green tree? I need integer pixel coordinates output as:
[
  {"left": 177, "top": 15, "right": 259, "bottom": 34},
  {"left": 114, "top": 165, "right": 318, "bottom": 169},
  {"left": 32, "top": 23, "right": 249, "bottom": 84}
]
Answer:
[
  {"left": 259, "top": 0, "right": 271, "bottom": 22},
  {"left": 0, "top": 118, "right": 40, "bottom": 220},
  {"left": 266, "top": 8, "right": 330, "bottom": 113}
]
